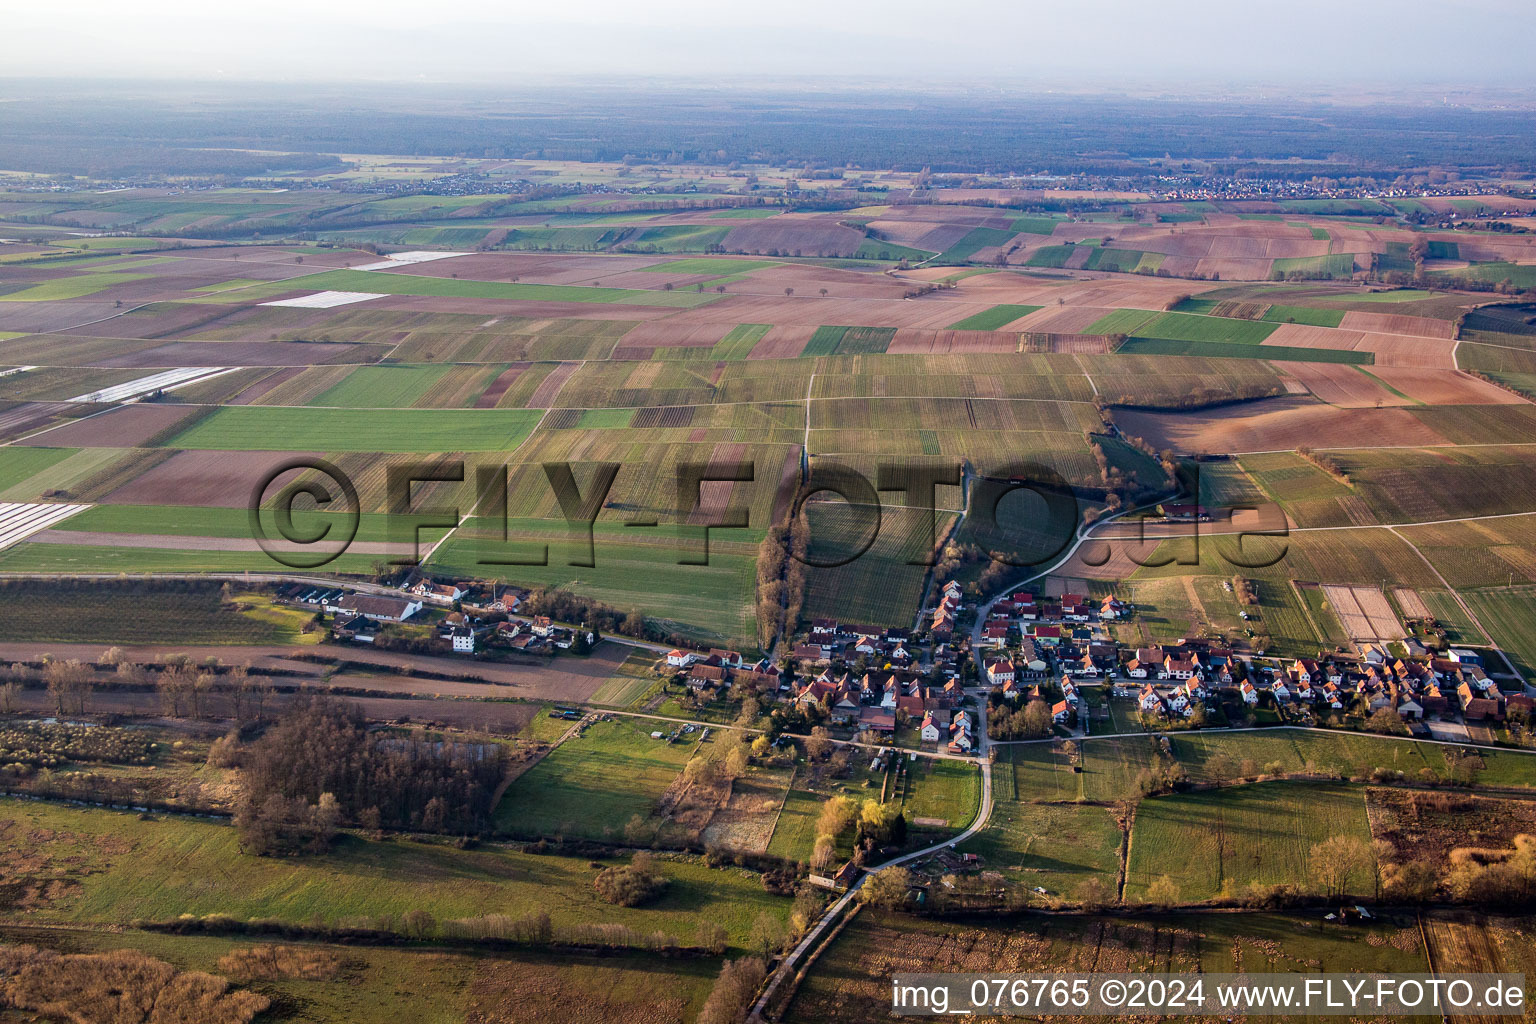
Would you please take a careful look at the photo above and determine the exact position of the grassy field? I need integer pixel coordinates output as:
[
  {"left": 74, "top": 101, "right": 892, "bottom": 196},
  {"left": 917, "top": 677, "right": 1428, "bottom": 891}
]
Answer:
[
  {"left": 1125, "top": 782, "right": 1374, "bottom": 902},
  {"left": 1116, "top": 337, "right": 1370, "bottom": 363},
  {"left": 1460, "top": 586, "right": 1536, "bottom": 680},
  {"left": 7, "top": 925, "right": 720, "bottom": 1024},
  {"left": 960, "top": 801, "right": 1121, "bottom": 898},
  {"left": 946, "top": 304, "right": 1040, "bottom": 331},
  {"left": 0, "top": 271, "right": 148, "bottom": 302},
  {"left": 1084, "top": 308, "right": 1160, "bottom": 335},
  {"left": 588, "top": 652, "right": 660, "bottom": 707},
  {"left": 310, "top": 365, "right": 451, "bottom": 407},
  {"left": 799, "top": 325, "right": 896, "bottom": 357},
  {"left": 428, "top": 520, "right": 760, "bottom": 648},
  {"left": 897, "top": 758, "right": 981, "bottom": 831},
  {"left": 0, "top": 798, "right": 785, "bottom": 953},
  {"left": 996, "top": 736, "right": 1172, "bottom": 805},
  {"left": 1271, "top": 253, "right": 1358, "bottom": 279},
  {"left": 0, "top": 444, "right": 78, "bottom": 492},
  {"left": 1138, "top": 311, "right": 1280, "bottom": 345},
  {"left": 493, "top": 717, "right": 697, "bottom": 841},
  {"left": 166, "top": 406, "right": 544, "bottom": 452},
  {"left": 765, "top": 787, "right": 825, "bottom": 862}
]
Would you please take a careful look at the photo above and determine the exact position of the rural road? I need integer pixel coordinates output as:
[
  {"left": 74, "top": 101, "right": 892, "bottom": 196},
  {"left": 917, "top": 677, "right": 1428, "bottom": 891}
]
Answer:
[{"left": 749, "top": 707, "right": 995, "bottom": 1022}]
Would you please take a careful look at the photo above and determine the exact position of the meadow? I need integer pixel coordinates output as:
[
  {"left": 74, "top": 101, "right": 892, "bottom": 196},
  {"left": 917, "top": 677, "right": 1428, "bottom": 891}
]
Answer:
[
  {"left": 1124, "top": 782, "right": 1374, "bottom": 901},
  {"left": 165, "top": 406, "right": 544, "bottom": 453},
  {"left": 960, "top": 801, "right": 1122, "bottom": 898},
  {"left": 493, "top": 717, "right": 699, "bottom": 841},
  {"left": 0, "top": 797, "right": 786, "bottom": 953},
  {"left": 428, "top": 519, "right": 760, "bottom": 648},
  {"left": 6, "top": 926, "right": 720, "bottom": 1024}
]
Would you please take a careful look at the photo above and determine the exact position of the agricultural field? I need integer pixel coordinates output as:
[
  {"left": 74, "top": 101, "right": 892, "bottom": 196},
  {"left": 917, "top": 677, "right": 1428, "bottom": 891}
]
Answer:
[
  {"left": 0, "top": 797, "right": 787, "bottom": 954},
  {"left": 960, "top": 800, "right": 1123, "bottom": 898},
  {"left": 588, "top": 651, "right": 661, "bottom": 707},
  {"left": 1124, "top": 783, "right": 1375, "bottom": 902},
  {"left": 492, "top": 716, "right": 701, "bottom": 841},
  {"left": 165, "top": 405, "right": 544, "bottom": 452},
  {"left": 2, "top": 925, "right": 721, "bottom": 1024},
  {"left": 787, "top": 908, "right": 1443, "bottom": 1024}
]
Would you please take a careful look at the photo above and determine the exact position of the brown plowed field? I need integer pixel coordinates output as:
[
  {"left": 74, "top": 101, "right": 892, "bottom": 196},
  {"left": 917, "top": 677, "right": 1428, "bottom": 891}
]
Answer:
[
  {"left": 1194, "top": 257, "right": 1276, "bottom": 280},
  {"left": 885, "top": 329, "right": 1018, "bottom": 354},
  {"left": 228, "top": 367, "right": 302, "bottom": 405},
  {"left": 1368, "top": 366, "right": 1527, "bottom": 405},
  {"left": 1262, "top": 323, "right": 1456, "bottom": 368},
  {"left": 1339, "top": 311, "right": 1457, "bottom": 338},
  {"left": 525, "top": 362, "right": 578, "bottom": 407},
  {"left": 104, "top": 448, "right": 324, "bottom": 507},
  {"left": 720, "top": 217, "right": 865, "bottom": 256},
  {"left": 474, "top": 366, "right": 526, "bottom": 408},
  {"left": 1014, "top": 306, "right": 1118, "bottom": 333},
  {"left": 1283, "top": 362, "right": 1410, "bottom": 408},
  {"left": 617, "top": 322, "right": 733, "bottom": 349},
  {"left": 14, "top": 403, "right": 201, "bottom": 447},
  {"left": 1115, "top": 396, "right": 1450, "bottom": 454},
  {"left": 746, "top": 324, "right": 817, "bottom": 359},
  {"left": 97, "top": 341, "right": 387, "bottom": 368}
]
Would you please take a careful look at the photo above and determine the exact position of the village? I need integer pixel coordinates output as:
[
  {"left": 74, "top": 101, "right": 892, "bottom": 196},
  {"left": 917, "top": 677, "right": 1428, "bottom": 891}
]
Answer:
[{"left": 272, "top": 565, "right": 1534, "bottom": 755}]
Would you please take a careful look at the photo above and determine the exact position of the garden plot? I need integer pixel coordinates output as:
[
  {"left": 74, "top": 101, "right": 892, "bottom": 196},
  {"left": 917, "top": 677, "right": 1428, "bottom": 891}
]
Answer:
[
  {"left": 66, "top": 366, "right": 238, "bottom": 404},
  {"left": 0, "top": 501, "right": 90, "bottom": 551},
  {"left": 261, "top": 290, "right": 386, "bottom": 309},
  {"left": 1322, "top": 583, "right": 1404, "bottom": 644}
]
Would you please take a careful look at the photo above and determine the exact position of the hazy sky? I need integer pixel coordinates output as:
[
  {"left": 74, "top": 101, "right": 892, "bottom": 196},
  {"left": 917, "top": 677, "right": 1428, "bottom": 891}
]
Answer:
[{"left": 6, "top": 0, "right": 1535, "bottom": 88}]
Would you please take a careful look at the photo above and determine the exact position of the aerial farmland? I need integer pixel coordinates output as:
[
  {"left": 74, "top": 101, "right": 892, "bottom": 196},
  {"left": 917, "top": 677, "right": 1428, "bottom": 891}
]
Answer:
[{"left": 3, "top": 42, "right": 1536, "bottom": 1024}]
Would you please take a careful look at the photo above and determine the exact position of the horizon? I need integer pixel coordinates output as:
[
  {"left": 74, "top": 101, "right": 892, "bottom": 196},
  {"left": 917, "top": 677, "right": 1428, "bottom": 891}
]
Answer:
[{"left": 5, "top": 0, "right": 1535, "bottom": 90}]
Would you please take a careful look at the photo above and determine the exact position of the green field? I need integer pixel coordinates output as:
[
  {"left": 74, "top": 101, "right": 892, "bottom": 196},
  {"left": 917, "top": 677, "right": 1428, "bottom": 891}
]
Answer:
[
  {"left": 1009, "top": 216, "right": 1064, "bottom": 235},
  {"left": 493, "top": 717, "right": 697, "bottom": 841},
  {"left": 960, "top": 801, "right": 1121, "bottom": 898},
  {"left": 1084, "top": 308, "right": 1161, "bottom": 335},
  {"left": 0, "top": 797, "right": 784, "bottom": 953},
  {"left": 310, "top": 365, "right": 451, "bottom": 407},
  {"left": 0, "top": 445, "right": 78, "bottom": 492},
  {"left": 1117, "top": 337, "right": 1371, "bottom": 363},
  {"left": 1271, "top": 253, "right": 1358, "bottom": 279},
  {"left": 6, "top": 926, "right": 719, "bottom": 1024},
  {"left": 995, "top": 736, "right": 1172, "bottom": 805},
  {"left": 1137, "top": 311, "right": 1281, "bottom": 345},
  {"left": 0, "top": 271, "right": 148, "bottom": 302},
  {"left": 945, "top": 304, "right": 1041, "bottom": 331},
  {"left": 935, "top": 227, "right": 1017, "bottom": 265},
  {"left": 589, "top": 652, "right": 660, "bottom": 707},
  {"left": 428, "top": 519, "right": 759, "bottom": 647},
  {"left": 1460, "top": 586, "right": 1536, "bottom": 680},
  {"left": 1125, "top": 783, "right": 1374, "bottom": 902},
  {"left": 800, "top": 325, "right": 897, "bottom": 357},
  {"left": 1024, "top": 245, "right": 1078, "bottom": 268},
  {"left": 165, "top": 406, "right": 543, "bottom": 452},
  {"left": 766, "top": 788, "right": 825, "bottom": 862},
  {"left": 897, "top": 758, "right": 981, "bottom": 831}
]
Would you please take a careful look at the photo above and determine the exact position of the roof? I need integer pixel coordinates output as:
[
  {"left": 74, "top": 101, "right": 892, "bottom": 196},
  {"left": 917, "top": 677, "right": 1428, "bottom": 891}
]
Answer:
[{"left": 335, "top": 593, "right": 416, "bottom": 618}]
